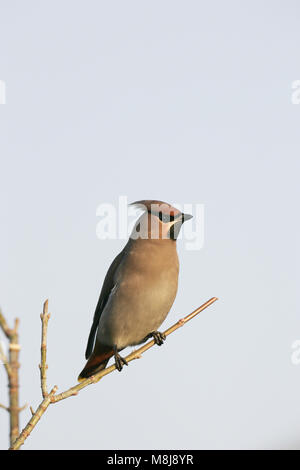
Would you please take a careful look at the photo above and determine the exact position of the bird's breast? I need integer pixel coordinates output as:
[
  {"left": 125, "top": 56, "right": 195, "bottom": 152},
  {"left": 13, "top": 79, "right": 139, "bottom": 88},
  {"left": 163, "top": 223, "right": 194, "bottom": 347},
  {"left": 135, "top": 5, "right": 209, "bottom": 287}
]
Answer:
[
  {"left": 98, "top": 240, "right": 179, "bottom": 349},
  {"left": 119, "top": 242, "right": 179, "bottom": 309}
]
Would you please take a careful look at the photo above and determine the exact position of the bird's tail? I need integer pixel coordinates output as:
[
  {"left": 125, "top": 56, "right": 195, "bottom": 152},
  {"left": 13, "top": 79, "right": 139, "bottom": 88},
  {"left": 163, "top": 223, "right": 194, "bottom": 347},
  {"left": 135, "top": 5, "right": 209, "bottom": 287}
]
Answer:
[{"left": 78, "top": 343, "right": 114, "bottom": 382}]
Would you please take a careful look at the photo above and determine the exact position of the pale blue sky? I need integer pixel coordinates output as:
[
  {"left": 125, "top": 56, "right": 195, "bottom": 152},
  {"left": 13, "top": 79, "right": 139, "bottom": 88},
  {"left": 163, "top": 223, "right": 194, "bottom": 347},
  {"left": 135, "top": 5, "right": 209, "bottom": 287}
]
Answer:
[{"left": 0, "top": 0, "right": 299, "bottom": 449}]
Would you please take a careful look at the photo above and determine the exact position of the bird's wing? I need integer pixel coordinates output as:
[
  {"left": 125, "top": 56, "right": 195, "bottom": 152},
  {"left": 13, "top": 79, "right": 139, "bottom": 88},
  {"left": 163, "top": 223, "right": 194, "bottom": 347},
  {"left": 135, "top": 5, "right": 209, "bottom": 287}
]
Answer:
[{"left": 85, "top": 249, "right": 126, "bottom": 359}]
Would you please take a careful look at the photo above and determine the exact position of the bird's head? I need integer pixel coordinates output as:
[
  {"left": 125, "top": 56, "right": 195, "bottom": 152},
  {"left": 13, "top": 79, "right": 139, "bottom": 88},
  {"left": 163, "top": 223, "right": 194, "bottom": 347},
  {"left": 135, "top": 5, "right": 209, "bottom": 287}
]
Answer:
[{"left": 129, "top": 200, "right": 192, "bottom": 241}]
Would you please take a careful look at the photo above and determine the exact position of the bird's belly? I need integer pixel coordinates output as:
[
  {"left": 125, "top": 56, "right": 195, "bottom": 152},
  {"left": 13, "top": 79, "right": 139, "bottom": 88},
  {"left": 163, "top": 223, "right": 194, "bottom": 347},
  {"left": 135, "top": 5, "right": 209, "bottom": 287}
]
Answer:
[{"left": 97, "top": 271, "right": 178, "bottom": 349}]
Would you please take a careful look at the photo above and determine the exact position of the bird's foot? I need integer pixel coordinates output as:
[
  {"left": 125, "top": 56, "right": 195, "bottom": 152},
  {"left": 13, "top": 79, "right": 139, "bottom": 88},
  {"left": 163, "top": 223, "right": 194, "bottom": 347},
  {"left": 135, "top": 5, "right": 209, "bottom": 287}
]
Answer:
[
  {"left": 114, "top": 347, "right": 128, "bottom": 372},
  {"left": 151, "top": 331, "right": 166, "bottom": 346}
]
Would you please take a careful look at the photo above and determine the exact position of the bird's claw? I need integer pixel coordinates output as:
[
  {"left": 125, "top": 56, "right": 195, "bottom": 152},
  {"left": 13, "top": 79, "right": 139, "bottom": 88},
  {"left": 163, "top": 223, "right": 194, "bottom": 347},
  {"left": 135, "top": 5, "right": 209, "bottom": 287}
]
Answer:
[
  {"left": 151, "top": 331, "right": 166, "bottom": 346},
  {"left": 114, "top": 352, "right": 128, "bottom": 372}
]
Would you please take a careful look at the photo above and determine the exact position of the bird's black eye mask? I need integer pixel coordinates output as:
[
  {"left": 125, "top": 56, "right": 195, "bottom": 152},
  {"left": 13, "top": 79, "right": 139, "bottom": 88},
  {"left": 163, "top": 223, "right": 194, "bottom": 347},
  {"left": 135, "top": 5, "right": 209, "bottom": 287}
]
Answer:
[
  {"left": 149, "top": 210, "right": 181, "bottom": 224},
  {"left": 148, "top": 210, "right": 183, "bottom": 240}
]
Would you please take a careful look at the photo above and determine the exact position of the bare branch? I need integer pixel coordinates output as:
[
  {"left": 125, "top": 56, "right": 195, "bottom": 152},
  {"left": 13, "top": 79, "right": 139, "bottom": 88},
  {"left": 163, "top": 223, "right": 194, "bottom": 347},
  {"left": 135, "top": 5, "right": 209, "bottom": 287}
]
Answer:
[
  {"left": 39, "top": 300, "right": 50, "bottom": 398},
  {"left": 53, "top": 297, "right": 219, "bottom": 402},
  {"left": 9, "top": 297, "right": 218, "bottom": 450},
  {"left": 0, "top": 310, "right": 22, "bottom": 447},
  {"left": 8, "top": 321, "right": 21, "bottom": 446}
]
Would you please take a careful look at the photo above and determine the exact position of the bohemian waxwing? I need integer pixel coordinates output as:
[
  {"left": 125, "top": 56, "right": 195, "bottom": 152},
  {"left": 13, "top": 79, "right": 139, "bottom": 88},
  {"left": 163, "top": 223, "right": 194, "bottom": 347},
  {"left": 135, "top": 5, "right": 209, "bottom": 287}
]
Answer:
[{"left": 78, "top": 200, "right": 193, "bottom": 381}]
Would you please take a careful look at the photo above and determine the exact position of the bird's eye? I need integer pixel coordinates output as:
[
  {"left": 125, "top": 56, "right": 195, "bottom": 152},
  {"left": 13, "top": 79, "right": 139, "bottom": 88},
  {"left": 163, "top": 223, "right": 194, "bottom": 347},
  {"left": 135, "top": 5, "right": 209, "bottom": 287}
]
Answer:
[{"left": 158, "top": 212, "right": 174, "bottom": 223}]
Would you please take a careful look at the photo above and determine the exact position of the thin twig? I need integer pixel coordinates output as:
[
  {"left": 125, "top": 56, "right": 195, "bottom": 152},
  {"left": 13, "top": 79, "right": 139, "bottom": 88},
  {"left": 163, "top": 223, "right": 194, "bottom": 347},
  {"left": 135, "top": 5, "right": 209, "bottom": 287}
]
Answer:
[
  {"left": 8, "top": 319, "right": 21, "bottom": 446},
  {"left": 39, "top": 300, "right": 50, "bottom": 398},
  {"left": 9, "top": 297, "right": 218, "bottom": 450},
  {"left": 0, "top": 311, "right": 12, "bottom": 338},
  {"left": 0, "top": 341, "right": 12, "bottom": 377},
  {"left": 0, "top": 310, "right": 23, "bottom": 447},
  {"left": 0, "top": 403, "right": 9, "bottom": 411},
  {"left": 18, "top": 403, "right": 28, "bottom": 412}
]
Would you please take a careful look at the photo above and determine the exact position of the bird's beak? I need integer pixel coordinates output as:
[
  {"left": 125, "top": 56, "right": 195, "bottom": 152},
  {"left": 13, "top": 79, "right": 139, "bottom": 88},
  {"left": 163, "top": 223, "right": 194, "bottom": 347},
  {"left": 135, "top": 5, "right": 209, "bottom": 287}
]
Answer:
[{"left": 181, "top": 213, "right": 193, "bottom": 223}]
